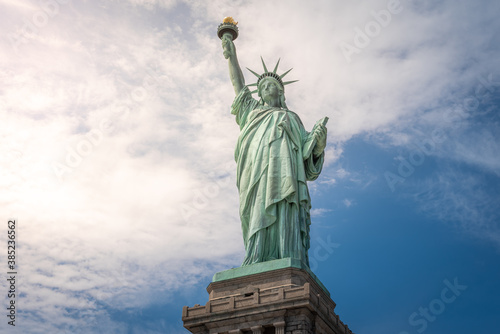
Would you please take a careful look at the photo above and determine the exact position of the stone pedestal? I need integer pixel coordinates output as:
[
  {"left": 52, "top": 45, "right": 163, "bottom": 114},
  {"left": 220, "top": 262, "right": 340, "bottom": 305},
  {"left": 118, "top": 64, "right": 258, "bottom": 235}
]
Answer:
[{"left": 182, "top": 259, "right": 354, "bottom": 334}]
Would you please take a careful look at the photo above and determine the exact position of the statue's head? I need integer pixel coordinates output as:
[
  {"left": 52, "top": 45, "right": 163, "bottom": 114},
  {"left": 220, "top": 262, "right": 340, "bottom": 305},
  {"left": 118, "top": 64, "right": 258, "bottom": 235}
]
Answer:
[
  {"left": 257, "top": 77, "right": 286, "bottom": 108},
  {"left": 247, "top": 57, "right": 298, "bottom": 109}
]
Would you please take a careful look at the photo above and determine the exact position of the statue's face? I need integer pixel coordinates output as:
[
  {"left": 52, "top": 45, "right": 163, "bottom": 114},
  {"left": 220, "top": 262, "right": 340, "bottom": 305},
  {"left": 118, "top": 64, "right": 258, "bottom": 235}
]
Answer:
[{"left": 259, "top": 79, "right": 280, "bottom": 104}]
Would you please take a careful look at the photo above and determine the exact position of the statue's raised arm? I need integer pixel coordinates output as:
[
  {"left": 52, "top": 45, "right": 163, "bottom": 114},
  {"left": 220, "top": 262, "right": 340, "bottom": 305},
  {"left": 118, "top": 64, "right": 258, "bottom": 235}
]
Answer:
[
  {"left": 218, "top": 18, "right": 245, "bottom": 95},
  {"left": 222, "top": 36, "right": 245, "bottom": 95}
]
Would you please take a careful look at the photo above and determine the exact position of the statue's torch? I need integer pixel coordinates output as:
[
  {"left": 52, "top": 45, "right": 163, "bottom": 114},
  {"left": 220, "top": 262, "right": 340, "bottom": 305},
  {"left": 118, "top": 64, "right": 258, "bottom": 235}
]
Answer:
[{"left": 217, "top": 17, "right": 239, "bottom": 41}]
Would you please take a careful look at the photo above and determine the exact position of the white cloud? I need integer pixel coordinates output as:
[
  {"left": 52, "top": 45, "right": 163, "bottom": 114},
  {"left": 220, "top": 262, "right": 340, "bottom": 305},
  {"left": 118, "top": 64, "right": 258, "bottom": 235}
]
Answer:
[
  {"left": 320, "top": 177, "right": 337, "bottom": 186},
  {"left": 336, "top": 168, "right": 350, "bottom": 179},
  {"left": 310, "top": 208, "right": 333, "bottom": 217},
  {"left": 343, "top": 199, "right": 354, "bottom": 208},
  {"left": 126, "top": 0, "right": 178, "bottom": 10}
]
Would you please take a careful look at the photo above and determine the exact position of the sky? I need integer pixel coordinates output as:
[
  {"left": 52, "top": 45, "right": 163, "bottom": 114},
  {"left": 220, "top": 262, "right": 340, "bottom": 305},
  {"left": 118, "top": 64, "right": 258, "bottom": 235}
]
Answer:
[{"left": 1, "top": 0, "right": 499, "bottom": 333}]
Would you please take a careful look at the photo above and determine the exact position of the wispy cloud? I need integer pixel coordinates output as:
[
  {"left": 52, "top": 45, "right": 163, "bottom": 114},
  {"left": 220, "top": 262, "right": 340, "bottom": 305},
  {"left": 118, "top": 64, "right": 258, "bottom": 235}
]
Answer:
[
  {"left": 311, "top": 208, "right": 333, "bottom": 217},
  {"left": 413, "top": 167, "right": 500, "bottom": 246},
  {"left": 343, "top": 199, "right": 354, "bottom": 208}
]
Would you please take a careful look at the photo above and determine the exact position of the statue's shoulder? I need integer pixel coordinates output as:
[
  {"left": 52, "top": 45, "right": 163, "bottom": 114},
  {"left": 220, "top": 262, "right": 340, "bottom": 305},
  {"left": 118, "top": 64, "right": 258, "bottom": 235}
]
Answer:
[
  {"left": 233, "top": 87, "right": 258, "bottom": 113},
  {"left": 286, "top": 109, "right": 304, "bottom": 125}
]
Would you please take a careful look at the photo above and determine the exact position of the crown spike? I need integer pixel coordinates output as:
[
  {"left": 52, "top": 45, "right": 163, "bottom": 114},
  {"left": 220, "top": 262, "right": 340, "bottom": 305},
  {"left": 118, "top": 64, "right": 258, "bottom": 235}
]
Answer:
[
  {"left": 279, "top": 68, "right": 293, "bottom": 79},
  {"left": 249, "top": 58, "right": 297, "bottom": 90},
  {"left": 260, "top": 56, "right": 269, "bottom": 73},
  {"left": 246, "top": 67, "right": 261, "bottom": 78},
  {"left": 273, "top": 58, "right": 281, "bottom": 74},
  {"left": 250, "top": 89, "right": 258, "bottom": 94}
]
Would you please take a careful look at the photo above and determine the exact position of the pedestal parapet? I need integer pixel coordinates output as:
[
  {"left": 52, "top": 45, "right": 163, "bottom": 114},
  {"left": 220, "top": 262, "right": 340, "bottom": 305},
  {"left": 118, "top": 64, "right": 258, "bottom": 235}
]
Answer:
[{"left": 182, "top": 259, "right": 354, "bottom": 334}]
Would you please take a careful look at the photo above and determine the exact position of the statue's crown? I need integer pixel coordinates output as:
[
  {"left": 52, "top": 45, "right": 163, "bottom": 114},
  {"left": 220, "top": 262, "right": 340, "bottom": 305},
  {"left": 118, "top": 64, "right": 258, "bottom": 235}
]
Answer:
[{"left": 247, "top": 57, "right": 298, "bottom": 94}]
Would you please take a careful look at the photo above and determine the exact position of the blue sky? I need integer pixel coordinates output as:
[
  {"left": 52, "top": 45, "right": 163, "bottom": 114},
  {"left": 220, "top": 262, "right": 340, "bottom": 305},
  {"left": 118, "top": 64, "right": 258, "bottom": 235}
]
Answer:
[{"left": 1, "top": 0, "right": 499, "bottom": 333}]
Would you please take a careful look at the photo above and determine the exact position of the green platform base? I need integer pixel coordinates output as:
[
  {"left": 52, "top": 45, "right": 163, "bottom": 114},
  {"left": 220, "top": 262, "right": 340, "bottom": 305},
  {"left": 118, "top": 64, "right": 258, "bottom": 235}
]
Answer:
[{"left": 212, "top": 258, "right": 330, "bottom": 297}]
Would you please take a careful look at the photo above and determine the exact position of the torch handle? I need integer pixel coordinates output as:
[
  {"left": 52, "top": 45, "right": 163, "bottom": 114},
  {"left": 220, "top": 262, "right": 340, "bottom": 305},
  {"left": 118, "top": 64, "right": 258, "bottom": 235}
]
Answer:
[{"left": 222, "top": 32, "right": 234, "bottom": 41}]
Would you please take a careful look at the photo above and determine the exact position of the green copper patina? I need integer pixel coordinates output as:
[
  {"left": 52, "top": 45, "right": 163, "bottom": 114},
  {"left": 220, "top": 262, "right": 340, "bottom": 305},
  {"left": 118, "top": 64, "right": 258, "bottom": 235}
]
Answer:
[{"left": 220, "top": 19, "right": 328, "bottom": 268}]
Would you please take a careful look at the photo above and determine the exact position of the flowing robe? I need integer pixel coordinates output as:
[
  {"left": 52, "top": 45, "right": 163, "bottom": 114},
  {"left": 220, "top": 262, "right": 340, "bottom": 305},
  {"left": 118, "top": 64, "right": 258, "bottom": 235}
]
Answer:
[{"left": 231, "top": 87, "right": 324, "bottom": 266}]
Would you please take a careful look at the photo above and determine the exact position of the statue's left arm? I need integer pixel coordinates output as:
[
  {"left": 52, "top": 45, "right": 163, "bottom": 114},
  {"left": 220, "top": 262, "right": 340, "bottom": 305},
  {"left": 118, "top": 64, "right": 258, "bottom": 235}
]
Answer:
[
  {"left": 312, "top": 124, "right": 327, "bottom": 158},
  {"left": 299, "top": 121, "right": 327, "bottom": 181}
]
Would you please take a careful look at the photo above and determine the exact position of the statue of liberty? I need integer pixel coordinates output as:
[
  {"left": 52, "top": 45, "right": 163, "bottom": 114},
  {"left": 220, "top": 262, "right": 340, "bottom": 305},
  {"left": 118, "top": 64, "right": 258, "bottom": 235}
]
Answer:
[{"left": 219, "top": 18, "right": 328, "bottom": 267}]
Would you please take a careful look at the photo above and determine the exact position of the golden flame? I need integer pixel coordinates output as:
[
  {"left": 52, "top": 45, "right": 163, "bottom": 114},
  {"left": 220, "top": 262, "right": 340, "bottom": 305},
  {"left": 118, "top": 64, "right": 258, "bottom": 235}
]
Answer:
[{"left": 223, "top": 17, "right": 238, "bottom": 25}]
